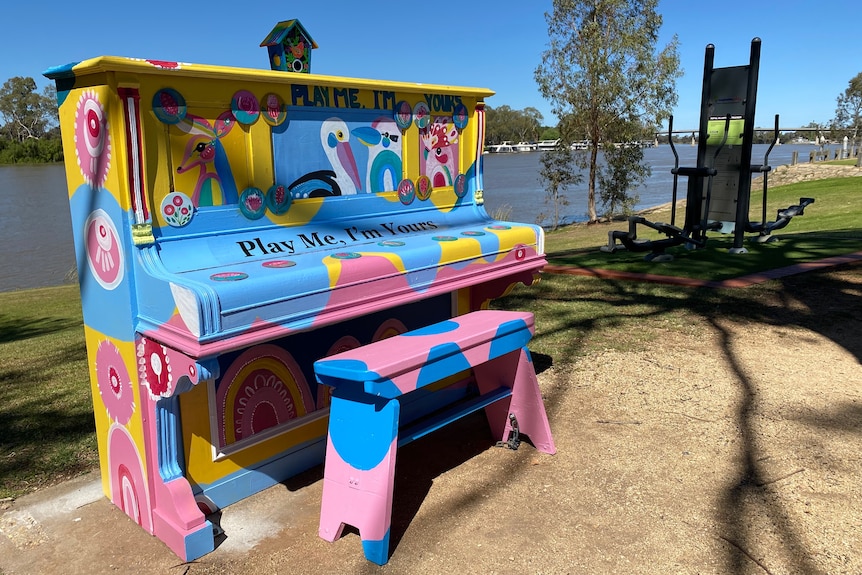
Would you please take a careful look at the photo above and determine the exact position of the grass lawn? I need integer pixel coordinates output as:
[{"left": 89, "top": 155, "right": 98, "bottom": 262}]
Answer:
[
  {"left": 0, "top": 175, "right": 859, "bottom": 500},
  {"left": 543, "top": 177, "right": 862, "bottom": 280},
  {"left": 0, "top": 285, "right": 97, "bottom": 499}
]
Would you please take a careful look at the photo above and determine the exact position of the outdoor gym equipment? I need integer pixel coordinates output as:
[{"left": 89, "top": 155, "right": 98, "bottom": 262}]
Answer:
[{"left": 603, "top": 38, "right": 814, "bottom": 262}]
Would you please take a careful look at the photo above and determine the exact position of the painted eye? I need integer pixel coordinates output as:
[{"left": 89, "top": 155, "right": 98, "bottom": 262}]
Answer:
[
  {"left": 435, "top": 148, "right": 444, "bottom": 157},
  {"left": 195, "top": 142, "right": 207, "bottom": 152}
]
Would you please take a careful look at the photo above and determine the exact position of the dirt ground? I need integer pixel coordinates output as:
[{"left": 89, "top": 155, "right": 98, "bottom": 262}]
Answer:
[{"left": 1, "top": 267, "right": 860, "bottom": 575}]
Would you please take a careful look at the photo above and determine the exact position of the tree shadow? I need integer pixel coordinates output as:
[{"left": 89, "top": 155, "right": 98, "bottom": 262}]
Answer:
[
  {"left": 0, "top": 339, "right": 93, "bottom": 495},
  {"left": 0, "top": 313, "right": 79, "bottom": 344},
  {"left": 496, "top": 259, "right": 862, "bottom": 573},
  {"left": 706, "top": 317, "right": 822, "bottom": 575}
]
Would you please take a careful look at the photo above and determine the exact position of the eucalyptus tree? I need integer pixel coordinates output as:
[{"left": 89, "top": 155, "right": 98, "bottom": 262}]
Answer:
[
  {"left": 535, "top": 0, "right": 681, "bottom": 223},
  {"left": 834, "top": 71, "right": 862, "bottom": 145},
  {"left": 538, "top": 138, "right": 581, "bottom": 230},
  {"left": 0, "top": 77, "right": 57, "bottom": 143}
]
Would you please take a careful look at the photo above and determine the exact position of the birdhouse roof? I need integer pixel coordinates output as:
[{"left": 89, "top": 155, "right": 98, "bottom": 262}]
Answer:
[{"left": 259, "top": 19, "right": 319, "bottom": 49}]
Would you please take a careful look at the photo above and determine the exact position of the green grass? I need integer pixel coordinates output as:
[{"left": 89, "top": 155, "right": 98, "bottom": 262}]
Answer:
[
  {"left": 0, "top": 285, "right": 97, "bottom": 499},
  {"left": 544, "top": 177, "right": 862, "bottom": 279},
  {"left": 493, "top": 258, "right": 860, "bottom": 365}
]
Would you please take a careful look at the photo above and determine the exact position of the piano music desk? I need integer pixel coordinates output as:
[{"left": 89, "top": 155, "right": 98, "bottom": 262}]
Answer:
[{"left": 315, "top": 309, "right": 556, "bottom": 565}]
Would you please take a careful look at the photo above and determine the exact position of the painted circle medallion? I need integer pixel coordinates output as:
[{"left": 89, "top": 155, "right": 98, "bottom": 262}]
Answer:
[
  {"left": 231, "top": 90, "right": 260, "bottom": 125},
  {"left": 239, "top": 187, "right": 267, "bottom": 220},
  {"left": 85, "top": 209, "right": 124, "bottom": 290},
  {"left": 266, "top": 184, "right": 291, "bottom": 215},
  {"left": 397, "top": 179, "right": 415, "bottom": 205},
  {"left": 160, "top": 191, "right": 194, "bottom": 227},
  {"left": 75, "top": 90, "right": 111, "bottom": 188},
  {"left": 261, "top": 92, "right": 287, "bottom": 126},
  {"left": 416, "top": 175, "right": 432, "bottom": 201},
  {"left": 454, "top": 173, "right": 467, "bottom": 198},
  {"left": 453, "top": 103, "right": 469, "bottom": 130},
  {"left": 412, "top": 101, "right": 431, "bottom": 129},
  {"left": 394, "top": 100, "right": 413, "bottom": 130},
  {"left": 152, "top": 88, "right": 187, "bottom": 125}
]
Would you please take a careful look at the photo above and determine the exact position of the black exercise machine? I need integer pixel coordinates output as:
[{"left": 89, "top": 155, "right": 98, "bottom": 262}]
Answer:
[{"left": 603, "top": 38, "right": 814, "bottom": 262}]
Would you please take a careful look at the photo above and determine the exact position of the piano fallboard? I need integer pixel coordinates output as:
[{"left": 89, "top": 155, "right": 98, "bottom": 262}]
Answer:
[{"left": 137, "top": 202, "right": 543, "bottom": 357}]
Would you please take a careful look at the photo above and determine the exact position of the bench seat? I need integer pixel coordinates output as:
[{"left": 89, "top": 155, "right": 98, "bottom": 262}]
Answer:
[{"left": 314, "top": 309, "right": 556, "bottom": 564}]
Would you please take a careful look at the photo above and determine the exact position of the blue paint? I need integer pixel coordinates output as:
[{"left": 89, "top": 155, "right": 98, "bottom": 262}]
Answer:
[
  {"left": 489, "top": 318, "right": 531, "bottom": 359},
  {"left": 182, "top": 519, "right": 216, "bottom": 561},
  {"left": 194, "top": 435, "right": 326, "bottom": 510},
  {"left": 351, "top": 126, "right": 382, "bottom": 146},
  {"left": 404, "top": 319, "right": 458, "bottom": 336},
  {"left": 328, "top": 395, "right": 398, "bottom": 470},
  {"left": 361, "top": 528, "right": 391, "bottom": 566},
  {"left": 213, "top": 142, "right": 239, "bottom": 204},
  {"left": 156, "top": 396, "right": 186, "bottom": 482},
  {"left": 417, "top": 342, "right": 471, "bottom": 388}
]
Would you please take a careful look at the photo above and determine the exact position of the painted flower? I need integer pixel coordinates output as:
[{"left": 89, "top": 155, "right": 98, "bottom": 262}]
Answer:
[
  {"left": 245, "top": 192, "right": 263, "bottom": 212},
  {"left": 235, "top": 93, "right": 257, "bottom": 114},
  {"left": 137, "top": 338, "right": 173, "bottom": 400},
  {"left": 160, "top": 192, "right": 194, "bottom": 227},
  {"left": 96, "top": 340, "right": 135, "bottom": 424}
]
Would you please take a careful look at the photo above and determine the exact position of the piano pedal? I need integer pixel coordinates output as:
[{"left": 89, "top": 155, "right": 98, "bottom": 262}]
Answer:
[{"left": 496, "top": 413, "right": 522, "bottom": 450}]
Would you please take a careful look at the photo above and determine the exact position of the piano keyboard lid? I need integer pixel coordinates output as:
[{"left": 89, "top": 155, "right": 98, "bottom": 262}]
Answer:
[{"left": 136, "top": 198, "right": 545, "bottom": 354}]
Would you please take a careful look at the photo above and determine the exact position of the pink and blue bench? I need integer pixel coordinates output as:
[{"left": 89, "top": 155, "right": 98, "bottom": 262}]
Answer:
[{"left": 314, "top": 309, "right": 556, "bottom": 564}]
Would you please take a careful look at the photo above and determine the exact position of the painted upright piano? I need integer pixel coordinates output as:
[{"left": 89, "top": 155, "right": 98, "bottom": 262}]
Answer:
[{"left": 45, "top": 20, "right": 546, "bottom": 560}]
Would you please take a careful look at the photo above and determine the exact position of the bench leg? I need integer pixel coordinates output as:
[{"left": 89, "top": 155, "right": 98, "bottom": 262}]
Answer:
[
  {"left": 474, "top": 348, "right": 556, "bottom": 455},
  {"left": 319, "top": 393, "right": 399, "bottom": 565}
]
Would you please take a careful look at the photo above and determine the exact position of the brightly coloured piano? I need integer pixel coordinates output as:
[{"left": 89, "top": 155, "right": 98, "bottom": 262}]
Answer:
[{"left": 45, "top": 20, "right": 545, "bottom": 560}]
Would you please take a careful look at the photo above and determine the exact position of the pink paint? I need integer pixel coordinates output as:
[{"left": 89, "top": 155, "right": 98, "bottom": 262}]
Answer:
[
  {"left": 318, "top": 432, "right": 397, "bottom": 542},
  {"left": 316, "top": 310, "right": 556, "bottom": 564}
]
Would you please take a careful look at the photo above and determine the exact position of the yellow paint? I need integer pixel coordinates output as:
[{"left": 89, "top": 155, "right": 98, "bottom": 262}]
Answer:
[
  {"left": 220, "top": 355, "right": 312, "bottom": 445},
  {"left": 486, "top": 225, "right": 540, "bottom": 256},
  {"left": 58, "top": 57, "right": 491, "bottom": 233},
  {"left": 180, "top": 381, "right": 328, "bottom": 486},
  {"left": 82, "top": 326, "right": 150, "bottom": 497}
]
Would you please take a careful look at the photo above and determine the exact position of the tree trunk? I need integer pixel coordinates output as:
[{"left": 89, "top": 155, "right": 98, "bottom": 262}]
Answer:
[{"left": 587, "top": 143, "right": 598, "bottom": 222}]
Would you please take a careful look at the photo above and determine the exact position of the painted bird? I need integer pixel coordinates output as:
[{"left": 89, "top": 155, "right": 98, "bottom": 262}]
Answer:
[{"left": 321, "top": 118, "right": 363, "bottom": 195}]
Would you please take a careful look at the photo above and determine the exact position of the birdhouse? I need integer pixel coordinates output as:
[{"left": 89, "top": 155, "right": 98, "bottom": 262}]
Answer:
[{"left": 260, "top": 19, "right": 318, "bottom": 74}]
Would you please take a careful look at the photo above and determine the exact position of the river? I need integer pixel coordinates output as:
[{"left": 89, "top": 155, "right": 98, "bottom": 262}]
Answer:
[{"left": 0, "top": 143, "right": 839, "bottom": 292}]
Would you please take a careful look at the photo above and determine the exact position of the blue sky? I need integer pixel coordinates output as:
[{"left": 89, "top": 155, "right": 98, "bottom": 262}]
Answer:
[{"left": 2, "top": 0, "right": 858, "bottom": 132}]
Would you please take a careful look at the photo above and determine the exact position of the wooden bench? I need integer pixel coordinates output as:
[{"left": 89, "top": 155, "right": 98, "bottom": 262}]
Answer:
[{"left": 313, "top": 309, "right": 556, "bottom": 564}]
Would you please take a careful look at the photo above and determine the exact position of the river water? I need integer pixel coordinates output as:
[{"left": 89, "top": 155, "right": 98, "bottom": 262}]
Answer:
[{"left": 0, "top": 143, "right": 838, "bottom": 292}]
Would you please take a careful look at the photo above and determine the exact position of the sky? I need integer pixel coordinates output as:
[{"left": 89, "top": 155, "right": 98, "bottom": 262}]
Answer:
[{"left": 2, "top": 0, "right": 858, "bottom": 133}]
